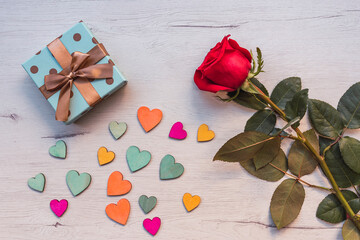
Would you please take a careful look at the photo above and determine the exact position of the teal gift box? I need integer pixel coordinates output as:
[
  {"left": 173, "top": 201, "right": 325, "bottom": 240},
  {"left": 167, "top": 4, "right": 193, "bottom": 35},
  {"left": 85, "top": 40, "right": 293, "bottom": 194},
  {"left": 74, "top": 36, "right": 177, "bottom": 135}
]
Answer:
[{"left": 22, "top": 21, "right": 127, "bottom": 124}]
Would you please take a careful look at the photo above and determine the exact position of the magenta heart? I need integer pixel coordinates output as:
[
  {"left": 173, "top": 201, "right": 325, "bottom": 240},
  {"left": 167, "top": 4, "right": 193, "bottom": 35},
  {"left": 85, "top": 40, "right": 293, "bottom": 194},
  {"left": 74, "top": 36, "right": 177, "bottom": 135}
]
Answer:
[
  {"left": 169, "top": 122, "right": 187, "bottom": 140},
  {"left": 50, "top": 199, "right": 68, "bottom": 217},
  {"left": 143, "top": 217, "right": 161, "bottom": 236}
]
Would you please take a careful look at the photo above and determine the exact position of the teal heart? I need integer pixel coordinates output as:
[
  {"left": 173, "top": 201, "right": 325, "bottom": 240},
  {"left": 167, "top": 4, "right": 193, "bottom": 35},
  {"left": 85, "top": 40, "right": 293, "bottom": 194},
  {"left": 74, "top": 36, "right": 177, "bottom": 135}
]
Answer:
[
  {"left": 28, "top": 173, "right": 45, "bottom": 192},
  {"left": 139, "top": 195, "right": 157, "bottom": 214},
  {"left": 160, "top": 154, "right": 184, "bottom": 180},
  {"left": 49, "top": 140, "right": 67, "bottom": 159},
  {"left": 126, "top": 146, "right": 151, "bottom": 172},
  {"left": 66, "top": 170, "right": 91, "bottom": 196},
  {"left": 109, "top": 121, "right": 127, "bottom": 140}
]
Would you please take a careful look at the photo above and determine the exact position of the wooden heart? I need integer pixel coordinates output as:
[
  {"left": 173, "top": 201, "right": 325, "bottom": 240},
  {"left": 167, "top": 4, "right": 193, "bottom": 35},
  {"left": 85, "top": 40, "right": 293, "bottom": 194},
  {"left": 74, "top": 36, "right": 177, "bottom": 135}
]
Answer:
[
  {"left": 126, "top": 146, "right": 151, "bottom": 172},
  {"left": 105, "top": 199, "right": 130, "bottom": 225},
  {"left": 169, "top": 122, "right": 187, "bottom": 140},
  {"left": 183, "top": 193, "right": 201, "bottom": 212},
  {"left": 107, "top": 171, "right": 132, "bottom": 196},
  {"left": 197, "top": 124, "right": 215, "bottom": 142},
  {"left": 98, "top": 147, "right": 115, "bottom": 166},
  {"left": 66, "top": 170, "right": 91, "bottom": 196},
  {"left": 137, "top": 106, "right": 163, "bottom": 132},
  {"left": 28, "top": 173, "right": 45, "bottom": 192},
  {"left": 50, "top": 199, "right": 68, "bottom": 217},
  {"left": 143, "top": 217, "right": 161, "bottom": 236},
  {"left": 109, "top": 121, "right": 127, "bottom": 140},
  {"left": 139, "top": 195, "right": 157, "bottom": 214},
  {"left": 49, "top": 140, "right": 67, "bottom": 159},
  {"left": 159, "top": 154, "right": 184, "bottom": 180}
]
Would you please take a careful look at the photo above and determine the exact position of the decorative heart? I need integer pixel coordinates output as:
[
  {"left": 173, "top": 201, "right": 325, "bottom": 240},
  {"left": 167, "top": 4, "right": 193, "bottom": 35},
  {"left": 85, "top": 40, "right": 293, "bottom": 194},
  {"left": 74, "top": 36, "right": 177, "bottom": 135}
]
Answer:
[
  {"left": 66, "top": 170, "right": 91, "bottom": 196},
  {"left": 126, "top": 146, "right": 151, "bottom": 172},
  {"left": 197, "top": 124, "right": 215, "bottom": 142},
  {"left": 160, "top": 154, "right": 184, "bottom": 180},
  {"left": 49, "top": 140, "right": 67, "bottom": 159},
  {"left": 143, "top": 217, "right": 161, "bottom": 236},
  {"left": 105, "top": 198, "right": 130, "bottom": 225},
  {"left": 137, "top": 106, "right": 163, "bottom": 132},
  {"left": 139, "top": 195, "right": 157, "bottom": 214},
  {"left": 107, "top": 171, "right": 132, "bottom": 196},
  {"left": 169, "top": 122, "right": 187, "bottom": 140},
  {"left": 109, "top": 121, "right": 127, "bottom": 140},
  {"left": 27, "top": 173, "right": 45, "bottom": 192},
  {"left": 98, "top": 147, "right": 115, "bottom": 166},
  {"left": 50, "top": 199, "right": 68, "bottom": 217},
  {"left": 183, "top": 193, "right": 201, "bottom": 212}
]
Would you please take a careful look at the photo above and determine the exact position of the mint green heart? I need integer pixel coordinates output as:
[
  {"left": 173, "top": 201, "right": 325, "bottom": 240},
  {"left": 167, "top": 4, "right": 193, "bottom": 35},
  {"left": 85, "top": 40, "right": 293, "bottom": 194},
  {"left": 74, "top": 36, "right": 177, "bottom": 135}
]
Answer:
[
  {"left": 49, "top": 140, "right": 66, "bottom": 159},
  {"left": 126, "top": 146, "right": 151, "bottom": 172},
  {"left": 139, "top": 195, "right": 157, "bottom": 214},
  {"left": 160, "top": 154, "right": 184, "bottom": 180},
  {"left": 28, "top": 173, "right": 45, "bottom": 192},
  {"left": 66, "top": 170, "right": 91, "bottom": 196},
  {"left": 109, "top": 121, "right": 127, "bottom": 140}
]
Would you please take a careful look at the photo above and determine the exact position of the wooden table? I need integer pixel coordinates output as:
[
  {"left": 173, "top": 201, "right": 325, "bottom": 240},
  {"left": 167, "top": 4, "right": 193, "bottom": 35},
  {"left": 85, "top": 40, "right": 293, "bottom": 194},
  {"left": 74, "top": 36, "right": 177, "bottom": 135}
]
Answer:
[{"left": 1, "top": 1, "right": 359, "bottom": 239}]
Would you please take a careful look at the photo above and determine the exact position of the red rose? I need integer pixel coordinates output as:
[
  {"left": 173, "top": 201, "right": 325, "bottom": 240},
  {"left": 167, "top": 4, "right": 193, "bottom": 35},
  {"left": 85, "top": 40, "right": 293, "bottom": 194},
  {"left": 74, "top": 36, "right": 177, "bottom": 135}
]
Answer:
[{"left": 194, "top": 35, "right": 252, "bottom": 93}]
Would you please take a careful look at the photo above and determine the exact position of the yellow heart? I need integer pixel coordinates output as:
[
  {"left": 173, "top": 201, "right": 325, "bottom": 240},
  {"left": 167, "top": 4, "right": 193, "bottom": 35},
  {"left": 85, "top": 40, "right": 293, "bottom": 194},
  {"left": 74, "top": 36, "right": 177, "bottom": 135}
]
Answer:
[
  {"left": 197, "top": 124, "right": 215, "bottom": 142},
  {"left": 98, "top": 147, "right": 115, "bottom": 166},
  {"left": 183, "top": 193, "right": 201, "bottom": 212}
]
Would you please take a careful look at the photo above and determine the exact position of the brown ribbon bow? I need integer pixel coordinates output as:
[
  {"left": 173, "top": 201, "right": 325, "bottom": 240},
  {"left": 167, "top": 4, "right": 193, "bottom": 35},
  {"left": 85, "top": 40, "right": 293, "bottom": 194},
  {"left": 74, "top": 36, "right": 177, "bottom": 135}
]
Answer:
[{"left": 44, "top": 51, "right": 113, "bottom": 121}]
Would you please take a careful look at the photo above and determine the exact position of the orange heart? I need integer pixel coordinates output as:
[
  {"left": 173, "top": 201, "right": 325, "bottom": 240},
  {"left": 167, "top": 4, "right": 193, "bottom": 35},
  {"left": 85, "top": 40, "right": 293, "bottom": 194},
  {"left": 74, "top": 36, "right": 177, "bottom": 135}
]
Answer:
[
  {"left": 197, "top": 124, "right": 215, "bottom": 142},
  {"left": 98, "top": 147, "right": 115, "bottom": 166},
  {"left": 105, "top": 199, "right": 130, "bottom": 225},
  {"left": 183, "top": 193, "right": 201, "bottom": 212},
  {"left": 107, "top": 171, "right": 132, "bottom": 196},
  {"left": 137, "top": 106, "right": 163, "bottom": 132}
]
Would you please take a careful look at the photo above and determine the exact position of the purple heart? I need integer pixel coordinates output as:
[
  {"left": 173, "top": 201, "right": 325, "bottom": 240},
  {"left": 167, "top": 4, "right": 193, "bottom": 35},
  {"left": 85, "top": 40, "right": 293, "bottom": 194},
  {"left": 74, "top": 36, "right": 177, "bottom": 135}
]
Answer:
[
  {"left": 169, "top": 122, "right": 187, "bottom": 140},
  {"left": 143, "top": 217, "right": 161, "bottom": 236},
  {"left": 50, "top": 199, "right": 68, "bottom": 217}
]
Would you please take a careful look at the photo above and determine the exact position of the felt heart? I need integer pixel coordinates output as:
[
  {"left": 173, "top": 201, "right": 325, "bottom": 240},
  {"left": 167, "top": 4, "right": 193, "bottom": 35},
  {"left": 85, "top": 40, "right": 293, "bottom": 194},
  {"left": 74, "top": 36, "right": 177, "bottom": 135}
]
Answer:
[
  {"left": 197, "top": 124, "right": 215, "bottom": 142},
  {"left": 143, "top": 217, "right": 161, "bottom": 236},
  {"left": 98, "top": 147, "right": 115, "bottom": 166},
  {"left": 109, "top": 121, "right": 127, "bottom": 140},
  {"left": 66, "top": 170, "right": 91, "bottom": 196},
  {"left": 139, "top": 195, "right": 157, "bottom": 214},
  {"left": 169, "top": 122, "right": 187, "bottom": 140},
  {"left": 107, "top": 171, "right": 132, "bottom": 196},
  {"left": 50, "top": 199, "right": 68, "bottom": 217},
  {"left": 137, "top": 106, "right": 163, "bottom": 132},
  {"left": 49, "top": 140, "right": 67, "bottom": 159},
  {"left": 183, "top": 193, "right": 201, "bottom": 212},
  {"left": 27, "top": 173, "right": 45, "bottom": 192},
  {"left": 105, "top": 199, "right": 130, "bottom": 225},
  {"left": 160, "top": 154, "right": 184, "bottom": 180},
  {"left": 126, "top": 146, "right": 151, "bottom": 172}
]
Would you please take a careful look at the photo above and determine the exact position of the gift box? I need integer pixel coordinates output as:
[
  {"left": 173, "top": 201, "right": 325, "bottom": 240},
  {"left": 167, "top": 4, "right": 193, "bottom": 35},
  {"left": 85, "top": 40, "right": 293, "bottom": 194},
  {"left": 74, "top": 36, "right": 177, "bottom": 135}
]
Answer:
[{"left": 22, "top": 21, "right": 127, "bottom": 124}]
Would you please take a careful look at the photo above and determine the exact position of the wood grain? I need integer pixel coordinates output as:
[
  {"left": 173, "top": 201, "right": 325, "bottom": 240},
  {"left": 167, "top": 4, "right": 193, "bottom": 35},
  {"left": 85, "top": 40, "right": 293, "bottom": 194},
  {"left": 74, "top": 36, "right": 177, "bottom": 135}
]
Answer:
[{"left": 1, "top": 0, "right": 360, "bottom": 239}]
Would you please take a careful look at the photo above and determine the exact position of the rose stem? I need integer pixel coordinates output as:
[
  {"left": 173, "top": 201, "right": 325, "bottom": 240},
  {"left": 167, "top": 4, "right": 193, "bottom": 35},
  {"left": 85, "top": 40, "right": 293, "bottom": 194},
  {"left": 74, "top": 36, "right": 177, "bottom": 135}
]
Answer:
[{"left": 248, "top": 81, "right": 360, "bottom": 230}]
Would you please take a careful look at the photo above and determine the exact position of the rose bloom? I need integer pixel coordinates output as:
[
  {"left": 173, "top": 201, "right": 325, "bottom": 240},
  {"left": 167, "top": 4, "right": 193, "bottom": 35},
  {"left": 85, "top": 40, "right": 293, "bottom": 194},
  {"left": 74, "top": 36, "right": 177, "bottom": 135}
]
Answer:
[{"left": 194, "top": 35, "right": 252, "bottom": 93}]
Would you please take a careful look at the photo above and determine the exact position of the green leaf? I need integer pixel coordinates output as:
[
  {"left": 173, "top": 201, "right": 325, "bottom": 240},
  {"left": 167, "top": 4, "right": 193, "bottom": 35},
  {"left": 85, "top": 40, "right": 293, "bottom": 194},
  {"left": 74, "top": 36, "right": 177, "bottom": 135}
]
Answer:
[
  {"left": 240, "top": 149, "right": 287, "bottom": 182},
  {"left": 253, "top": 136, "right": 281, "bottom": 170},
  {"left": 270, "top": 77, "right": 301, "bottom": 109},
  {"left": 316, "top": 190, "right": 360, "bottom": 223},
  {"left": 229, "top": 78, "right": 268, "bottom": 110},
  {"left": 343, "top": 219, "right": 360, "bottom": 240},
  {"left": 285, "top": 89, "right": 309, "bottom": 127},
  {"left": 270, "top": 128, "right": 289, "bottom": 137},
  {"left": 308, "top": 99, "right": 344, "bottom": 139},
  {"left": 288, "top": 129, "right": 319, "bottom": 177},
  {"left": 270, "top": 179, "right": 305, "bottom": 229},
  {"left": 338, "top": 82, "right": 360, "bottom": 129},
  {"left": 213, "top": 131, "right": 277, "bottom": 162},
  {"left": 340, "top": 137, "right": 360, "bottom": 174},
  {"left": 325, "top": 143, "right": 360, "bottom": 188},
  {"left": 245, "top": 110, "right": 276, "bottom": 135},
  {"left": 319, "top": 136, "right": 334, "bottom": 155}
]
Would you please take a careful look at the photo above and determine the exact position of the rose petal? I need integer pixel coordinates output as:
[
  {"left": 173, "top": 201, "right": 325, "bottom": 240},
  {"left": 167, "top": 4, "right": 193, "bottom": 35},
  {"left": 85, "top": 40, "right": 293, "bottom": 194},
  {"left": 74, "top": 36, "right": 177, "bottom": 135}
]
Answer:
[
  {"left": 228, "top": 39, "right": 252, "bottom": 62},
  {"left": 194, "top": 70, "right": 235, "bottom": 93}
]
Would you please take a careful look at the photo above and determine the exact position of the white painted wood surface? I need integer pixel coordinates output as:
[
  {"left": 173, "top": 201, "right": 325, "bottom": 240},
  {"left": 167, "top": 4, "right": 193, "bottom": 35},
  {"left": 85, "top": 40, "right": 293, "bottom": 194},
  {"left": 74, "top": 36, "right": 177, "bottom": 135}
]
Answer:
[{"left": 1, "top": 1, "right": 360, "bottom": 239}]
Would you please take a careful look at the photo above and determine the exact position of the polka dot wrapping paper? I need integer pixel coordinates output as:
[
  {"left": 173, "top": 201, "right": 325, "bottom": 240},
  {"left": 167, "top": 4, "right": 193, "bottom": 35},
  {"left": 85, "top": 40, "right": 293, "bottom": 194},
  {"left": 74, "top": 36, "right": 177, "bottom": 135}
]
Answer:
[{"left": 22, "top": 21, "right": 127, "bottom": 124}]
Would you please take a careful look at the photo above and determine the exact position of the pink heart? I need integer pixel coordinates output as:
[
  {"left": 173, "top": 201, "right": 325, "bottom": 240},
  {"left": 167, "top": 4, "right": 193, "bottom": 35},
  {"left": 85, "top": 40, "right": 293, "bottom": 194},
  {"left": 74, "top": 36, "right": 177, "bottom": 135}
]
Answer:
[
  {"left": 143, "top": 217, "right": 161, "bottom": 236},
  {"left": 50, "top": 199, "right": 68, "bottom": 217},
  {"left": 169, "top": 122, "right": 187, "bottom": 140}
]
